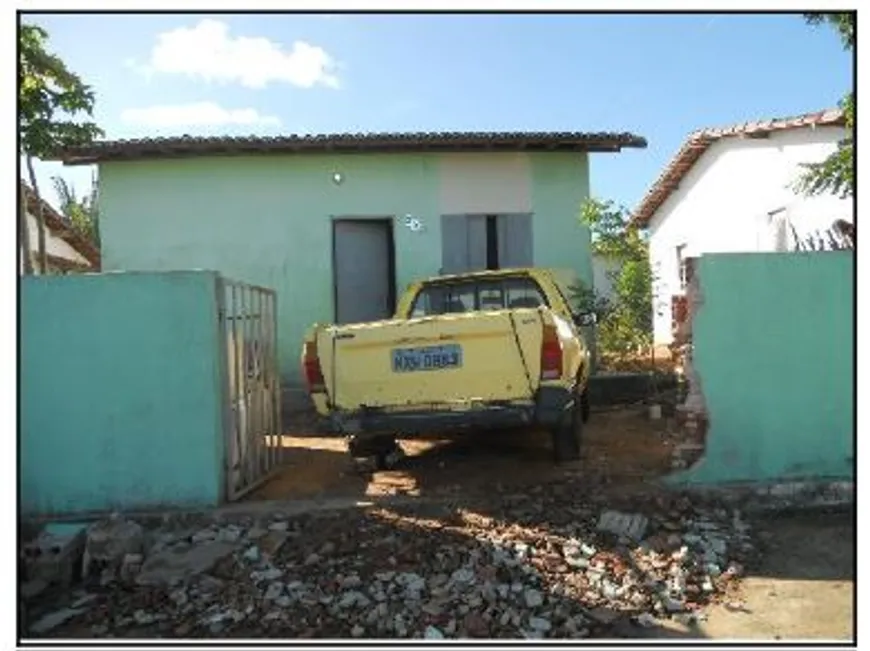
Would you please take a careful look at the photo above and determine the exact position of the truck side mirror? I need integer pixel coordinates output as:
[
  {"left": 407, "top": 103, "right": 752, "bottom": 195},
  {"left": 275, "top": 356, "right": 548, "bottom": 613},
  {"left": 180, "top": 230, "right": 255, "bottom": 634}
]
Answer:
[{"left": 575, "top": 312, "right": 597, "bottom": 327}]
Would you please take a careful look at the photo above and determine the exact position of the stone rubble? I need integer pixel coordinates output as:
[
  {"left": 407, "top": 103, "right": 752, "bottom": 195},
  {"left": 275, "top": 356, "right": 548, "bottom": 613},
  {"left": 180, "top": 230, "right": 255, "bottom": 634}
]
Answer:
[{"left": 20, "top": 490, "right": 759, "bottom": 639}]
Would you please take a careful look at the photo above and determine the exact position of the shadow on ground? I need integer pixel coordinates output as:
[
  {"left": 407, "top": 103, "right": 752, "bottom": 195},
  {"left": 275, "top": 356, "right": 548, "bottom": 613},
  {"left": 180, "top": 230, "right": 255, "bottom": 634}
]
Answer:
[{"left": 250, "top": 406, "right": 676, "bottom": 503}]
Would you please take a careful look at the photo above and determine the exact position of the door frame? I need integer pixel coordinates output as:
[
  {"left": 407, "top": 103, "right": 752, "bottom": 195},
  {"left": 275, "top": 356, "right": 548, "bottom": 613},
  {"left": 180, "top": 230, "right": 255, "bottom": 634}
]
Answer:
[{"left": 330, "top": 216, "right": 397, "bottom": 324}]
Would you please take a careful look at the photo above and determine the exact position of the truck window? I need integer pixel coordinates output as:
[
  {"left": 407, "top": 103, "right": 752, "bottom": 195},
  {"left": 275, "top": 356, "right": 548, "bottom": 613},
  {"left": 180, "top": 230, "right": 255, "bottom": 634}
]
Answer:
[
  {"left": 504, "top": 278, "right": 547, "bottom": 309},
  {"left": 409, "top": 283, "right": 476, "bottom": 318},
  {"left": 409, "top": 276, "right": 549, "bottom": 317}
]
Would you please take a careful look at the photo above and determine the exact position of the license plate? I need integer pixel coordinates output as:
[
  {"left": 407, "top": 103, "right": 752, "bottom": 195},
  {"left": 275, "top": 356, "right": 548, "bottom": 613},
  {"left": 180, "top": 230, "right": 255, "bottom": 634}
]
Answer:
[{"left": 391, "top": 344, "right": 463, "bottom": 373}]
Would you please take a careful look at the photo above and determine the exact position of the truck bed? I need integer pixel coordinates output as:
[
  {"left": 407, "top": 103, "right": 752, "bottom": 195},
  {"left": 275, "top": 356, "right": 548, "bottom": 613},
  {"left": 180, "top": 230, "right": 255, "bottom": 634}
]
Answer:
[{"left": 315, "top": 308, "right": 552, "bottom": 413}]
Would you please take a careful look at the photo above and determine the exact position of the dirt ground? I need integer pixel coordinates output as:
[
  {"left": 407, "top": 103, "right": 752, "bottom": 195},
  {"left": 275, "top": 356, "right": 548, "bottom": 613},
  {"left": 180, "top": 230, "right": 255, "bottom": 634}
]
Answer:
[
  {"left": 246, "top": 408, "right": 854, "bottom": 642},
  {"left": 250, "top": 407, "right": 677, "bottom": 503},
  {"left": 644, "top": 511, "right": 855, "bottom": 641}
]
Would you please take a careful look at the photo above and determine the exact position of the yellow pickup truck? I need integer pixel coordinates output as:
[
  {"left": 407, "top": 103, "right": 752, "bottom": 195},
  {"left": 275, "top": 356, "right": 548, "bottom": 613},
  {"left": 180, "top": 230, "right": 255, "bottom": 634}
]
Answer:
[{"left": 301, "top": 267, "right": 595, "bottom": 467}]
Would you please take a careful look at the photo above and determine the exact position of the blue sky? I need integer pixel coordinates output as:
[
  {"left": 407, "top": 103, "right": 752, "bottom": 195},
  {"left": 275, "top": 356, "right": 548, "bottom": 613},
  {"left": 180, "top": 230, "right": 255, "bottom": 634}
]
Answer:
[{"left": 25, "top": 12, "right": 852, "bottom": 212}]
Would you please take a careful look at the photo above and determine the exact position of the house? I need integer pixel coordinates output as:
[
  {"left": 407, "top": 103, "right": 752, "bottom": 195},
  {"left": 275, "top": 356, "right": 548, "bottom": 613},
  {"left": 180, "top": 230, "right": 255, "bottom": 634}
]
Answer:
[
  {"left": 55, "top": 130, "right": 646, "bottom": 406},
  {"left": 631, "top": 109, "right": 852, "bottom": 348},
  {"left": 19, "top": 181, "right": 101, "bottom": 274}
]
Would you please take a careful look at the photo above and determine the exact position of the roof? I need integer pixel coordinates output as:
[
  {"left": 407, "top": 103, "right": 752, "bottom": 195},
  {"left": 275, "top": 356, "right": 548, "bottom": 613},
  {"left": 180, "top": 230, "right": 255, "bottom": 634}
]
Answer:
[
  {"left": 632, "top": 108, "right": 847, "bottom": 227},
  {"left": 54, "top": 130, "right": 648, "bottom": 165},
  {"left": 20, "top": 181, "right": 101, "bottom": 269},
  {"left": 423, "top": 267, "right": 542, "bottom": 284}
]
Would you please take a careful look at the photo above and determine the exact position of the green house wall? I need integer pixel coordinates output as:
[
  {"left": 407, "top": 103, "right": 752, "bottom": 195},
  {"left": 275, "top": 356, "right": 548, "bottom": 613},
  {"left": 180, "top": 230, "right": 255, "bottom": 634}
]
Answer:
[{"left": 97, "top": 151, "right": 593, "bottom": 385}]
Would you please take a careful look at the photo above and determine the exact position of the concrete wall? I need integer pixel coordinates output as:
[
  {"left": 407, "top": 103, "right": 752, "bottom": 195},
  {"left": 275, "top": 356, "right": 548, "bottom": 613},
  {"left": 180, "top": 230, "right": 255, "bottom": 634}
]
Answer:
[
  {"left": 668, "top": 251, "right": 853, "bottom": 485},
  {"left": 97, "top": 151, "right": 592, "bottom": 385},
  {"left": 21, "top": 271, "right": 226, "bottom": 516},
  {"left": 648, "top": 126, "right": 853, "bottom": 345}
]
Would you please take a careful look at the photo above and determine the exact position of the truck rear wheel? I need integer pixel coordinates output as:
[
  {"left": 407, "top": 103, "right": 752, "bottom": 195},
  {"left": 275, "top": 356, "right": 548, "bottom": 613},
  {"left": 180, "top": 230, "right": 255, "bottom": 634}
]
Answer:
[
  {"left": 347, "top": 435, "right": 404, "bottom": 470},
  {"left": 551, "top": 393, "right": 583, "bottom": 463}
]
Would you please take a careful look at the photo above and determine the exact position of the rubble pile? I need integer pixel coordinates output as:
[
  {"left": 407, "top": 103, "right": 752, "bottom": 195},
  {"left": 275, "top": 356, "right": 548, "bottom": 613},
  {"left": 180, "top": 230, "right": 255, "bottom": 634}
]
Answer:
[{"left": 21, "top": 489, "right": 757, "bottom": 639}]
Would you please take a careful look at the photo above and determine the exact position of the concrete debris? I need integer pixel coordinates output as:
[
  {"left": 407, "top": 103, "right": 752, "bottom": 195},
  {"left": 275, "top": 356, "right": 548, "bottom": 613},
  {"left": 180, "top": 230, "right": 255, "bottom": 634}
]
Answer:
[
  {"left": 29, "top": 607, "right": 86, "bottom": 635},
  {"left": 20, "top": 489, "right": 757, "bottom": 640},
  {"left": 136, "top": 541, "right": 237, "bottom": 587},
  {"left": 246, "top": 526, "right": 268, "bottom": 541},
  {"left": 119, "top": 553, "right": 143, "bottom": 582},
  {"left": 21, "top": 578, "right": 49, "bottom": 602},
  {"left": 528, "top": 616, "right": 552, "bottom": 632},
  {"left": 597, "top": 510, "right": 649, "bottom": 541},
  {"left": 523, "top": 588, "right": 543, "bottom": 609},
  {"left": 242, "top": 545, "right": 261, "bottom": 563},
  {"left": 258, "top": 531, "right": 289, "bottom": 558},
  {"left": 70, "top": 593, "right": 98, "bottom": 609},
  {"left": 263, "top": 582, "right": 284, "bottom": 601},
  {"left": 217, "top": 526, "right": 243, "bottom": 543},
  {"left": 82, "top": 517, "right": 143, "bottom": 581},
  {"left": 635, "top": 612, "right": 658, "bottom": 628},
  {"left": 23, "top": 523, "right": 88, "bottom": 587},
  {"left": 424, "top": 625, "right": 444, "bottom": 639},
  {"left": 251, "top": 567, "right": 283, "bottom": 583}
]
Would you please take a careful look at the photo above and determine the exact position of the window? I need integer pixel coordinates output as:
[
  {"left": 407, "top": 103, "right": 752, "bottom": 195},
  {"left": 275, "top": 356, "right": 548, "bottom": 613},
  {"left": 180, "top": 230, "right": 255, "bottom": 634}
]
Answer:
[
  {"left": 441, "top": 214, "right": 533, "bottom": 274},
  {"left": 409, "top": 283, "right": 477, "bottom": 318},
  {"left": 409, "top": 276, "right": 548, "bottom": 318},
  {"left": 503, "top": 277, "right": 547, "bottom": 309},
  {"left": 676, "top": 244, "right": 689, "bottom": 290}
]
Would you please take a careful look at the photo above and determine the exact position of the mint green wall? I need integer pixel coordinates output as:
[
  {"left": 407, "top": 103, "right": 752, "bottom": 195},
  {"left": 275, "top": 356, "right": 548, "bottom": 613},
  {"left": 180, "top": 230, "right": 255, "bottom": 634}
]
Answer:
[
  {"left": 529, "top": 153, "right": 593, "bottom": 289},
  {"left": 668, "top": 252, "right": 854, "bottom": 485},
  {"left": 21, "top": 272, "right": 225, "bottom": 516},
  {"left": 98, "top": 152, "right": 591, "bottom": 383}
]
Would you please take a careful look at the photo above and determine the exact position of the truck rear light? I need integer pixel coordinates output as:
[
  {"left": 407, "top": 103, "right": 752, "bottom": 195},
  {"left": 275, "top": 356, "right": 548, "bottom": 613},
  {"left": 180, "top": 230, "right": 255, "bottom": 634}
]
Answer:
[
  {"left": 540, "top": 323, "right": 563, "bottom": 381},
  {"left": 302, "top": 340, "right": 325, "bottom": 393}
]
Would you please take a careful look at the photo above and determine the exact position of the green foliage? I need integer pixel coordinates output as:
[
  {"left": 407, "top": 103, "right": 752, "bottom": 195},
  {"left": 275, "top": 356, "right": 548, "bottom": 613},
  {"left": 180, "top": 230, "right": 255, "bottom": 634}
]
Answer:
[
  {"left": 573, "top": 199, "right": 653, "bottom": 362},
  {"left": 804, "top": 12, "right": 854, "bottom": 49},
  {"left": 795, "top": 13, "right": 854, "bottom": 199},
  {"left": 19, "top": 22, "right": 103, "bottom": 274},
  {"left": 52, "top": 175, "right": 100, "bottom": 247},
  {"left": 19, "top": 23, "right": 103, "bottom": 157}
]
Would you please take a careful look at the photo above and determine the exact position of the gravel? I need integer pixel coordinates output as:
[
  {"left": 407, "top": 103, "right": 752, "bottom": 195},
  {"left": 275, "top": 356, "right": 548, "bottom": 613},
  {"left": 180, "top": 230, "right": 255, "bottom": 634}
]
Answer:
[{"left": 21, "top": 486, "right": 758, "bottom": 639}]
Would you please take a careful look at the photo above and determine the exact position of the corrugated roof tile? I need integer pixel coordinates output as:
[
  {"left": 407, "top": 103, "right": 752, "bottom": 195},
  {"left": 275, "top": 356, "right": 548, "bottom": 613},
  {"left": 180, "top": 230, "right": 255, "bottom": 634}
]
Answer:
[{"left": 52, "top": 130, "right": 647, "bottom": 165}]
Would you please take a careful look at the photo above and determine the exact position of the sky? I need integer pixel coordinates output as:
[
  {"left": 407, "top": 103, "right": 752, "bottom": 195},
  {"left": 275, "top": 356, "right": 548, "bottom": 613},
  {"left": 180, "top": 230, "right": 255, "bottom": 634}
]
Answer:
[{"left": 23, "top": 11, "right": 853, "bottom": 213}]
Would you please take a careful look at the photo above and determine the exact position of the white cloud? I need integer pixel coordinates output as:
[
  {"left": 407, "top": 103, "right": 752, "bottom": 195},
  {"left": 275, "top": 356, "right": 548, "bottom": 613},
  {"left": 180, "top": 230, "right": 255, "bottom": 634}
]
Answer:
[
  {"left": 120, "top": 102, "right": 282, "bottom": 127},
  {"left": 136, "top": 19, "right": 340, "bottom": 89}
]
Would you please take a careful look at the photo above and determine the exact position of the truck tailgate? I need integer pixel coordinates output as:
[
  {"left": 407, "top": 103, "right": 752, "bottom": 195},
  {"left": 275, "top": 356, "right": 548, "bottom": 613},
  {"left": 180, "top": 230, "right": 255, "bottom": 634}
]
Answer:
[{"left": 319, "top": 309, "right": 544, "bottom": 411}]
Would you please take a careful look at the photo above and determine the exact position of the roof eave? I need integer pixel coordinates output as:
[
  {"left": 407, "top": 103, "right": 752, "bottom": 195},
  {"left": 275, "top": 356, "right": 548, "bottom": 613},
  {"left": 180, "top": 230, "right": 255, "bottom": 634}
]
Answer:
[
  {"left": 631, "top": 108, "right": 847, "bottom": 229},
  {"left": 56, "top": 134, "right": 648, "bottom": 166}
]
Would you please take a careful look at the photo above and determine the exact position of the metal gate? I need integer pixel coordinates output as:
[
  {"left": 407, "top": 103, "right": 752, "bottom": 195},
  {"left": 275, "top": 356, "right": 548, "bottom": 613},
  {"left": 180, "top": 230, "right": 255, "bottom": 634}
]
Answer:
[{"left": 217, "top": 278, "right": 283, "bottom": 501}]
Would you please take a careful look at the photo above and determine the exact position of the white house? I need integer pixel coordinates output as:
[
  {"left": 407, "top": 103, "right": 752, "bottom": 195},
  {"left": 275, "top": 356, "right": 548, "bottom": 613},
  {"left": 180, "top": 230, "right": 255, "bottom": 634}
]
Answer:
[
  {"left": 632, "top": 108, "right": 853, "bottom": 347},
  {"left": 20, "top": 181, "right": 100, "bottom": 274}
]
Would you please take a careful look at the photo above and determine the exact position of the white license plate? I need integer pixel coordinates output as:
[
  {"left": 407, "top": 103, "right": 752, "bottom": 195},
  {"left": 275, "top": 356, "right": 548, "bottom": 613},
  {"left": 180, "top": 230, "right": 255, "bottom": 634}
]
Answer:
[{"left": 391, "top": 344, "right": 463, "bottom": 373}]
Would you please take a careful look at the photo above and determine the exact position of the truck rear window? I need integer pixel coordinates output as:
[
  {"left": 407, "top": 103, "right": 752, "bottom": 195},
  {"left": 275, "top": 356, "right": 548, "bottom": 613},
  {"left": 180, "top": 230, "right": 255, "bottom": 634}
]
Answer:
[{"left": 409, "top": 276, "right": 549, "bottom": 318}]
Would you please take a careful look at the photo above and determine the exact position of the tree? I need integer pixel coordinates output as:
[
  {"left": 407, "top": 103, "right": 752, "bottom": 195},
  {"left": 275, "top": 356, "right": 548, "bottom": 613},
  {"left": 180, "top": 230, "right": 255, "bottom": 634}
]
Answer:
[
  {"left": 572, "top": 199, "right": 654, "bottom": 366},
  {"left": 19, "top": 22, "right": 102, "bottom": 274},
  {"left": 52, "top": 174, "right": 100, "bottom": 247},
  {"left": 795, "top": 12, "right": 854, "bottom": 199}
]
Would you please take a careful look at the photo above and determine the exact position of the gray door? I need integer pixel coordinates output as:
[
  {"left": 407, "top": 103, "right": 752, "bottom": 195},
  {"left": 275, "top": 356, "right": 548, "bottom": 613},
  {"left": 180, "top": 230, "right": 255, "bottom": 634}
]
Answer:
[{"left": 333, "top": 220, "right": 393, "bottom": 324}]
